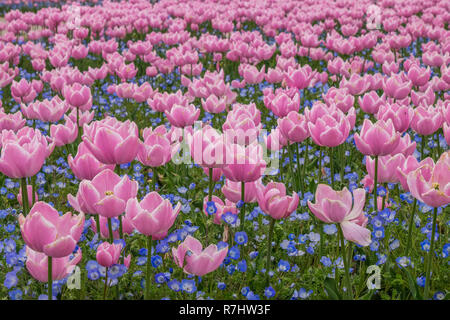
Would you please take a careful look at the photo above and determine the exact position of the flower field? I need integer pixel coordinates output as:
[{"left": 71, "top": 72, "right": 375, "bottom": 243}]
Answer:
[{"left": 0, "top": 0, "right": 448, "bottom": 301}]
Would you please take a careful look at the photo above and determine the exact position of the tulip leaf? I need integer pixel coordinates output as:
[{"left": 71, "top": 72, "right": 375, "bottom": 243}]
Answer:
[{"left": 324, "top": 277, "right": 342, "bottom": 300}]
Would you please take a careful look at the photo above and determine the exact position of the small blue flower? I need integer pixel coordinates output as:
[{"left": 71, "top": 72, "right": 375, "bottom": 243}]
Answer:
[
  {"left": 222, "top": 211, "right": 237, "bottom": 225},
  {"left": 264, "top": 286, "right": 275, "bottom": 298},
  {"left": 234, "top": 231, "right": 248, "bottom": 245},
  {"left": 237, "top": 260, "right": 247, "bottom": 272},
  {"left": 228, "top": 245, "right": 240, "bottom": 260},
  {"left": 181, "top": 279, "right": 197, "bottom": 294},
  {"left": 206, "top": 201, "right": 217, "bottom": 215},
  {"left": 395, "top": 256, "right": 411, "bottom": 268},
  {"left": 217, "top": 282, "right": 226, "bottom": 290},
  {"left": 278, "top": 259, "right": 290, "bottom": 272}
]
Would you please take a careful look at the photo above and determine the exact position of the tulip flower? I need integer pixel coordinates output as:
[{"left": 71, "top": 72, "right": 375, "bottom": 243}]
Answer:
[
  {"left": 68, "top": 142, "right": 115, "bottom": 181},
  {"left": 96, "top": 242, "right": 122, "bottom": 268},
  {"left": 172, "top": 235, "right": 228, "bottom": 276}
]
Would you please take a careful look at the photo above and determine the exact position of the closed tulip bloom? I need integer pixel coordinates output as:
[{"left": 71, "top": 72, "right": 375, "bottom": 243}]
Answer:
[
  {"left": 222, "top": 143, "right": 266, "bottom": 183},
  {"left": 277, "top": 111, "right": 309, "bottom": 143},
  {"left": 358, "top": 91, "right": 385, "bottom": 115},
  {"left": 201, "top": 95, "right": 226, "bottom": 114},
  {"left": 172, "top": 235, "right": 228, "bottom": 276},
  {"left": 444, "top": 122, "right": 450, "bottom": 146},
  {"left": 222, "top": 178, "right": 262, "bottom": 203},
  {"left": 308, "top": 184, "right": 371, "bottom": 246},
  {"left": 83, "top": 117, "right": 140, "bottom": 165},
  {"left": 63, "top": 83, "right": 92, "bottom": 111},
  {"left": 376, "top": 103, "right": 414, "bottom": 133},
  {"left": 411, "top": 105, "right": 443, "bottom": 136},
  {"left": 354, "top": 119, "right": 401, "bottom": 156},
  {"left": 126, "top": 191, "right": 181, "bottom": 240},
  {"left": 407, "top": 65, "right": 431, "bottom": 87},
  {"left": 383, "top": 74, "right": 412, "bottom": 100},
  {"left": 308, "top": 107, "right": 351, "bottom": 147},
  {"left": 50, "top": 117, "right": 78, "bottom": 147},
  {"left": 90, "top": 215, "right": 134, "bottom": 239},
  {"left": 396, "top": 156, "right": 434, "bottom": 192},
  {"left": 137, "top": 128, "right": 172, "bottom": 167},
  {"left": 202, "top": 167, "right": 222, "bottom": 182},
  {"left": 74, "top": 169, "right": 137, "bottom": 218},
  {"left": 323, "top": 87, "right": 354, "bottom": 113},
  {"left": 390, "top": 134, "right": 416, "bottom": 157},
  {"left": 17, "top": 184, "right": 38, "bottom": 208},
  {"left": 96, "top": 242, "right": 122, "bottom": 267},
  {"left": 366, "top": 153, "right": 405, "bottom": 184},
  {"left": 18, "top": 201, "right": 84, "bottom": 258},
  {"left": 165, "top": 104, "right": 200, "bottom": 128},
  {"left": 269, "top": 92, "right": 300, "bottom": 118},
  {"left": 406, "top": 151, "right": 450, "bottom": 208},
  {"left": 0, "top": 110, "right": 26, "bottom": 132},
  {"left": 257, "top": 182, "right": 299, "bottom": 219},
  {"left": 68, "top": 142, "right": 115, "bottom": 181},
  {"left": 26, "top": 247, "right": 82, "bottom": 283},
  {"left": 285, "top": 66, "right": 312, "bottom": 89},
  {"left": 0, "top": 127, "right": 52, "bottom": 178}
]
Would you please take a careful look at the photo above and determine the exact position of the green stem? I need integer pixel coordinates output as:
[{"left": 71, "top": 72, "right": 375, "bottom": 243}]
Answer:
[
  {"left": 303, "top": 139, "right": 309, "bottom": 192},
  {"left": 240, "top": 181, "right": 245, "bottom": 232},
  {"left": 287, "top": 142, "right": 295, "bottom": 191},
  {"left": 424, "top": 207, "right": 438, "bottom": 300},
  {"left": 145, "top": 236, "right": 152, "bottom": 300},
  {"left": 295, "top": 142, "right": 302, "bottom": 194},
  {"left": 103, "top": 267, "right": 109, "bottom": 300},
  {"left": 107, "top": 218, "right": 114, "bottom": 244},
  {"left": 338, "top": 224, "right": 353, "bottom": 300},
  {"left": 265, "top": 218, "right": 275, "bottom": 286},
  {"left": 48, "top": 256, "right": 52, "bottom": 300},
  {"left": 373, "top": 155, "right": 378, "bottom": 212},
  {"left": 208, "top": 168, "right": 213, "bottom": 202},
  {"left": 318, "top": 147, "right": 322, "bottom": 184},
  {"left": 95, "top": 215, "right": 101, "bottom": 238},
  {"left": 330, "top": 147, "right": 334, "bottom": 189},
  {"left": 405, "top": 199, "right": 417, "bottom": 256},
  {"left": 20, "top": 177, "right": 29, "bottom": 215}
]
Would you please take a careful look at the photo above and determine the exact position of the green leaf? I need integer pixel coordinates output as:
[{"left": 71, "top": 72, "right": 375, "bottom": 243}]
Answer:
[
  {"left": 403, "top": 268, "right": 422, "bottom": 300},
  {"left": 324, "top": 277, "right": 342, "bottom": 300}
]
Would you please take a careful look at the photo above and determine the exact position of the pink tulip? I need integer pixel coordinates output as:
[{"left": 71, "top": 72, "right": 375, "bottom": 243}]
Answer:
[
  {"left": 354, "top": 119, "right": 401, "bottom": 156},
  {"left": 21, "top": 96, "right": 69, "bottom": 123},
  {"left": 366, "top": 154, "right": 405, "bottom": 184},
  {"left": 50, "top": 117, "right": 78, "bottom": 147},
  {"left": 396, "top": 156, "right": 435, "bottom": 192},
  {"left": 0, "top": 110, "right": 26, "bottom": 132},
  {"left": 222, "top": 143, "right": 266, "bottom": 183},
  {"left": 165, "top": 104, "right": 200, "bottom": 128},
  {"left": 188, "top": 125, "right": 226, "bottom": 168},
  {"left": 201, "top": 95, "right": 226, "bottom": 114},
  {"left": 268, "top": 92, "right": 300, "bottom": 118},
  {"left": 0, "top": 127, "right": 52, "bottom": 178},
  {"left": 26, "top": 247, "right": 82, "bottom": 283},
  {"left": 202, "top": 167, "right": 223, "bottom": 182},
  {"left": 222, "top": 178, "right": 262, "bottom": 203},
  {"left": 256, "top": 182, "right": 299, "bottom": 219},
  {"left": 285, "top": 66, "right": 312, "bottom": 89},
  {"left": 68, "top": 142, "right": 115, "bottom": 181},
  {"left": 390, "top": 134, "right": 416, "bottom": 157},
  {"left": 323, "top": 87, "right": 354, "bottom": 113},
  {"left": 137, "top": 126, "right": 173, "bottom": 168},
  {"left": 63, "top": 83, "right": 92, "bottom": 111},
  {"left": 406, "top": 151, "right": 450, "bottom": 208},
  {"left": 125, "top": 191, "right": 181, "bottom": 240},
  {"left": 19, "top": 201, "right": 84, "bottom": 258},
  {"left": 383, "top": 74, "right": 412, "bottom": 100},
  {"left": 69, "top": 169, "right": 138, "bottom": 218},
  {"left": 277, "top": 111, "right": 309, "bottom": 143},
  {"left": 82, "top": 117, "right": 140, "bottom": 165},
  {"left": 172, "top": 235, "right": 228, "bottom": 276},
  {"left": 307, "top": 105, "right": 351, "bottom": 147},
  {"left": 411, "top": 105, "right": 443, "bottom": 136},
  {"left": 358, "top": 91, "right": 385, "bottom": 115},
  {"left": 96, "top": 242, "right": 122, "bottom": 268},
  {"left": 376, "top": 103, "right": 414, "bottom": 133},
  {"left": 444, "top": 122, "right": 450, "bottom": 146},
  {"left": 308, "top": 184, "right": 371, "bottom": 246}
]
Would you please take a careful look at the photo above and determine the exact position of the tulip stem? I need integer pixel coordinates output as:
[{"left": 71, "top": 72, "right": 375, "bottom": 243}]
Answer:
[
  {"left": 295, "top": 142, "right": 302, "bottom": 194},
  {"left": 152, "top": 167, "right": 157, "bottom": 191},
  {"left": 95, "top": 215, "right": 101, "bottom": 238},
  {"left": 435, "top": 131, "right": 441, "bottom": 160},
  {"left": 48, "top": 256, "right": 52, "bottom": 300},
  {"left": 103, "top": 267, "right": 109, "bottom": 300},
  {"left": 145, "top": 236, "right": 152, "bottom": 300},
  {"left": 373, "top": 155, "right": 378, "bottom": 212},
  {"left": 303, "top": 139, "right": 309, "bottom": 192},
  {"left": 31, "top": 176, "right": 36, "bottom": 206},
  {"left": 338, "top": 224, "right": 353, "bottom": 300},
  {"left": 405, "top": 198, "right": 417, "bottom": 256},
  {"left": 107, "top": 218, "right": 114, "bottom": 244},
  {"left": 318, "top": 147, "right": 322, "bottom": 184},
  {"left": 208, "top": 168, "right": 213, "bottom": 202},
  {"left": 20, "top": 177, "right": 29, "bottom": 216},
  {"left": 240, "top": 181, "right": 245, "bottom": 232},
  {"left": 265, "top": 218, "right": 275, "bottom": 286},
  {"left": 421, "top": 135, "right": 426, "bottom": 160},
  {"left": 330, "top": 147, "right": 334, "bottom": 189},
  {"left": 424, "top": 207, "right": 438, "bottom": 300}
]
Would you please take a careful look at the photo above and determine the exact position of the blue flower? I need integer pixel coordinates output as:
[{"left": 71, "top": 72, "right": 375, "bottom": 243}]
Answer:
[
  {"left": 4, "top": 272, "right": 18, "bottom": 289},
  {"left": 323, "top": 224, "right": 337, "bottom": 235},
  {"left": 223, "top": 240, "right": 238, "bottom": 257},
  {"left": 433, "top": 291, "right": 445, "bottom": 300},
  {"left": 168, "top": 279, "right": 181, "bottom": 292},
  {"left": 237, "top": 260, "right": 247, "bottom": 272},
  {"left": 416, "top": 276, "right": 425, "bottom": 288},
  {"left": 278, "top": 259, "right": 290, "bottom": 272},
  {"left": 151, "top": 255, "right": 163, "bottom": 268},
  {"left": 395, "top": 256, "right": 411, "bottom": 268},
  {"left": 205, "top": 201, "right": 217, "bottom": 215},
  {"left": 222, "top": 211, "right": 237, "bottom": 225},
  {"left": 9, "top": 289, "right": 22, "bottom": 300},
  {"left": 320, "top": 256, "right": 332, "bottom": 267},
  {"left": 234, "top": 231, "right": 248, "bottom": 245},
  {"left": 217, "top": 282, "right": 226, "bottom": 290},
  {"left": 181, "top": 279, "right": 197, "bottom": 294},
  {"left": 236, "top": 200, "right": 244, "bottom": 208},
  {"left": 264, "top": 286, "right": 275, "bottom": 298},
  {"left": 241, "top": 286, "right": 250, "bottom": 296}
]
